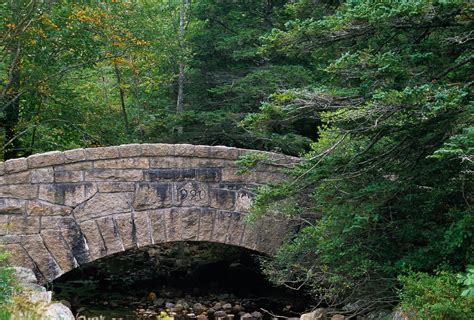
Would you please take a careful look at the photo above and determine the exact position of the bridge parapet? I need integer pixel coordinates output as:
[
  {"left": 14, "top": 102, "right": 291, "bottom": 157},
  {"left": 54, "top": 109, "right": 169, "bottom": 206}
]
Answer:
[{"left": 0, "top": 144, "right": 299, "bottom": 283}]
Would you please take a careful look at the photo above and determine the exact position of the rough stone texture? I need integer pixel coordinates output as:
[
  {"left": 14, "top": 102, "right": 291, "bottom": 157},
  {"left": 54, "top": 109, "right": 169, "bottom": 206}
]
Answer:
[
  {"left": 134, "top": 211, "right": 153, "bottom": 247},
  {"left": 73, "top": 192, "right": 132, "bottom": 222},
  {"left": 149, "top": 209, "right": 168, "bottom": 243},
  {"left": 13, "top": 267, "right": 37, "bottom": 284},
  {"left": 300, "top": 309, "right": 327, "bottom": 320},
  {"left": 28, "top": 151, "right": 64, "bottom": 168},
  {"left": 115, "top": 212, "right": 136, "bottom": 249},
  {"left": 21, "top": 235, "right": 62, "bottom": 281},
  {"left": 118, "top": 144, "right": 143, "bottom": 157},
  {"left": 175, "top": 182, "right": 209, "bottom": 207},
  {"left": 80, "top": 220, "right": 106, "bottom": 261},
  {"left": 27, "top": 201, "right": 71, "bottom": 216},
  {"left": 54, "top": 170, "right": 83, "bottom": 183},
  {"left": 0, "top": 185, "right": 38, "bottom": 199},
  {"left": 41, "top": 230, "right": 76, "bottom": 271},
  {"left": 0, "top": 144, "right": 298, "bottom": 283},
  {"left": 7, "top": 215, "right": 41, "bottom": 234},
  {"left": 181, "top": 208, "right": 200, "bottom": 241},
  {"left": 64, "top": 148, "right": 86, "bottom": 163},
  {"left": 4, "top": 158, "right": 28, "bottom": 173},
  {"left": 1, "top": 170, "right": 31, "bottom": 184},
  {"left": 42, "top": 303, "right": 75, "bottom": 320},
  {"left": 0, "top": 198, "right": 27, "bottom": 214},
  {"left": 96, "top": 216, "right": 124, "bottom": 255},
  {"left": 85, "top": 146, "right": 119, "bottom": 160},
  {"left": 28, "top": 289, "right": 52, "bottom": 304},
  {"left": 31, "top": 168, "right": 54, "bottom": 183},
  {"left": 0, "top": 215, "right": 8, "bottom": 235},
  {"left": 134, "top": 182, "right": 172, "bottom": 210}
]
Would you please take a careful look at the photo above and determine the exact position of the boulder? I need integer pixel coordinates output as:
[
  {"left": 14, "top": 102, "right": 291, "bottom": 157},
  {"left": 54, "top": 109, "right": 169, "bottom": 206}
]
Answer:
[
  {"left": 365, "top": 310, "right": 393, "bottom": 320},
  {"left": 241, "top": 313, "right": 253, "bottom": 320},
  {"left": 215, "top": 310, "right": 227, "bottom": 319},
  {"left": 173, "top": 303, "right": 184, "bottom": 313},
  {"left": 193, "top": 302, "right": 207, "bottom": 314},
  {"left": 41, "top": 303, "right": 74, "bottom": 320},
  {"left": 222, "top": 303, "right": 233, "bottom": 311},
  {"left": 232, "top": 305, "right": 244, "bottom": 313},
  {"left": 300, "top": 308, "right": 327, "bottom": 320},
  {"left": 23, "top": 283, "right": 46, "bottom": 292},
  {"left": 14, "top": 267, "right": 37, "bottom": 284},
  {"left": 331, "top": 315, "right": 345, "bottom": 320},
  {"left": 28, "top": 291, "right": 52, "bottom": 304}
]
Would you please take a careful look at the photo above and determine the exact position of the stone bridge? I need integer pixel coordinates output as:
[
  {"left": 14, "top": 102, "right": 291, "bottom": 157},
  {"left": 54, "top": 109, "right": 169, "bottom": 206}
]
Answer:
[{"left": 0, "top": 144, "right": 298, "bottom": 283}]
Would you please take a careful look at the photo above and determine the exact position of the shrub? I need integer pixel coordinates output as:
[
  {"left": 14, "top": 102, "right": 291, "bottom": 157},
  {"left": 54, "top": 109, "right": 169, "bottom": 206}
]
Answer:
[
  {"left": 0, "top": 248, "right": 15, "bottom": 319},
  {"left": 398, "top": 271, "right": 474, "bottom": 320}
]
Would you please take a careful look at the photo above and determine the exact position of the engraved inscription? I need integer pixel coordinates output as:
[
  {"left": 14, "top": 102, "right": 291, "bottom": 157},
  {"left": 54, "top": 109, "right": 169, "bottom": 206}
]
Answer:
[{"left": 175, "top": 182, "right": 208, "bottom": 206}]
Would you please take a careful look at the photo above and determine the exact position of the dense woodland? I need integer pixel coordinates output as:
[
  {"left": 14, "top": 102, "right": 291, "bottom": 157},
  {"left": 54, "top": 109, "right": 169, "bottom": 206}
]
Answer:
[{"left": 0, "top": 0, "right": 473, "bottom": 319}]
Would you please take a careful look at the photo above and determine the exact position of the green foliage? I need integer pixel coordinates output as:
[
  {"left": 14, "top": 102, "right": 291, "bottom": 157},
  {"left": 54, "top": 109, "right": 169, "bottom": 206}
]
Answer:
[
  {"left": 0, "top": 249, "right": 14, "bottom": 306},
  {"left": 1, "top": 0, "right": 472, "bottom": 316},
  {"left": 235, "top": 152, "right": 269, "bottom": 174},
  {"left": 458, "top": 266, "right": 474, "bottom": 297},
  {"left": 247, "top": 0, "right": 473, "bottom": 315},
  {"left": 398, "top": 271, "right": 474, "bottom": 320}
]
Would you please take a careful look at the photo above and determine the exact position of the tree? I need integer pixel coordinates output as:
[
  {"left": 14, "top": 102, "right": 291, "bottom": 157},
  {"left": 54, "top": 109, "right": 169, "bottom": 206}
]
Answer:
[{"left": 244, "top": 0, "right": 473, "bottom": 315}]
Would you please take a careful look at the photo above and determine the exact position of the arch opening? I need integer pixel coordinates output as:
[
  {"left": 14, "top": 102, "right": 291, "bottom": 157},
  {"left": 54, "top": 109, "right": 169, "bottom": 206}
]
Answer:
[{"left": 49, "top": 241, "right": 310, "bottom": 319}]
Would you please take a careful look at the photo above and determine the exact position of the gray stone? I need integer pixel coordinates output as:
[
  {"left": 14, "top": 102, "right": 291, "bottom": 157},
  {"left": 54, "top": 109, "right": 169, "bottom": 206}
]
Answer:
[
  {"left": 118, "top": 144, "right": 143, "bottom": 157},
  {"left": 222, "top": 303, "right": 232, "bottom": 311},
  {"left": 28, "top": 151, "right": 64, "bottom": 168},
  {"left": 0, "top": 198, "right": 27, "bottom": 214},
  {"left": 85, "top": 146, "right": 119, "bottom": 160},
  {"left": 193, "top": 302, "right": 207, "bottom": 314},
  {"left": 28, "top": 290, "right": 52, "bottom": 304},
  {"left": 23, "top": 283, "right": 46, "bottom": 292},
  {"left": 41, "top": 302, "right": 75, "bottom": 320},
  {"left": 4, "top": 158, "right": 28, "bottom": 173},
  {"left": 0, "top": 143, "right": 299, "bottom": 282},
  {"left": 31, "top": 168, "right": 55, "bottom": 183},
  {"left": 366, "top": 310, "right": 393, "bottom": 320},
  {"left": 13, "top": 267, "right": 37, "bottom": 284},
  {"left": 133, "top": 182, "right": 172, "bottom": 210},
  {"left": 300, "top": 309, "right": 327, "bottom": 320},
  {"left": 215, "top": 311, "right": 227, "bottom": 319},
  {"left": 63, "top": 149, "right": 85, "bottom": 163},
  {"left": 241, "top": 313, "right": 253, "bottom": 320},
  {"left": 73, "top": 192, "right": 132, "bottom": 222}
]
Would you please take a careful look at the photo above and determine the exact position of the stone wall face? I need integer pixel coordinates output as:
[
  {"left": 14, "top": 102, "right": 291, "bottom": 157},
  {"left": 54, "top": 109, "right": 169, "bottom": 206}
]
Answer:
[{"left": 0, "top": 144, "right": 299, "bottom": 283}]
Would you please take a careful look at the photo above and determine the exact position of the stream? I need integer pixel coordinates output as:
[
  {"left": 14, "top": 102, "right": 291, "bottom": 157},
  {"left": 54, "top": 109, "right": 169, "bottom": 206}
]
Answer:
[{"left": 49, "top": 242, "right": 310, "bottom": 320}]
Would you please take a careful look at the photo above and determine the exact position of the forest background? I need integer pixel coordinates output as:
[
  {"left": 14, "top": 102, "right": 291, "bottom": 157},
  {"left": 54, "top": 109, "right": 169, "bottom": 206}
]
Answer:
[{"left": 0, "top": 1, "right": 473, "bottom": 319}]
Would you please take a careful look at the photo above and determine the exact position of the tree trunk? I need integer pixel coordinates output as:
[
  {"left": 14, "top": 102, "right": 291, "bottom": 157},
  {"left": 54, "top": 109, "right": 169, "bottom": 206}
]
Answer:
[
  {"left": 176, "top": 0, "right": 187, "bottom": 135},
  {"left": 114, "top": 63, "right": 130, "bottom": 135}
]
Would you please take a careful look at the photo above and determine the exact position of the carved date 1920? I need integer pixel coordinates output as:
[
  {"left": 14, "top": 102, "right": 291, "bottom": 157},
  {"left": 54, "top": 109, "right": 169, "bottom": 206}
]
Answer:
[{"left": 179, "top": 187, "right": 206, "bottom": 201}]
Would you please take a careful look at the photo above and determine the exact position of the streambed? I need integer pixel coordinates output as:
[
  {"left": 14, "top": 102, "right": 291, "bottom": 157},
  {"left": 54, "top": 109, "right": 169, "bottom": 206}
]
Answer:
[{"left": 49, "top": 242, "right": 310, "bottom": 320}]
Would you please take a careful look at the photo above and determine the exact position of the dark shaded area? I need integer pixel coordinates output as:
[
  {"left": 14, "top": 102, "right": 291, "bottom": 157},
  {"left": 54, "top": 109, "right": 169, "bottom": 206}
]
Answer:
[{"left": 50, "top": 241, "right": 311, "bottom": 319}]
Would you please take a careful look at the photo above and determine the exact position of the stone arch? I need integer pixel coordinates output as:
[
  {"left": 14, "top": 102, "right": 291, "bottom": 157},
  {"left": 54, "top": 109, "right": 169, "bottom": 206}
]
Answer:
[{"left": 0, "top": 144, "right": 299, "bottom": 283}]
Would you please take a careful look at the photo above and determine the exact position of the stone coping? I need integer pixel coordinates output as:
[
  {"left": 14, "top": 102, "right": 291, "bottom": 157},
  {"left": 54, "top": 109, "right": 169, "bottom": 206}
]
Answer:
[{"left": 0, "top": 144, "right": 300, "bottom": 175}]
